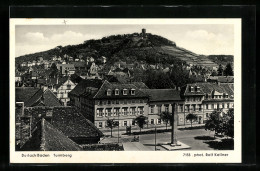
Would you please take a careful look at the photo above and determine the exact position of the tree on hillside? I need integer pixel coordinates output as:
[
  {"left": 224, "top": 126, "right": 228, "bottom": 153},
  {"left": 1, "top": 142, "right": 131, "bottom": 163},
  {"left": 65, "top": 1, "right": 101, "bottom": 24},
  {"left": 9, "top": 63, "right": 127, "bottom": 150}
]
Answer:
[
  {"left": 211, "top": 70, "right": 218, "bottom": 76},
  {"left": 186, "top": 113, "right": 198, "bottom": 128},
  {"left": 159, "top": 112, "right": 172, "bottom": 130},
  {"left": 106, "top": 118, "right": 119, "bottom": 137},
  {"left": 134, "top": 115, "right": 148, "bottom": 134},
  {"left": 217, "top": 64, "right": 224, "bottom": 76},
  {"left": 224, "top": 63, "right": 234, "bottom": 76}
]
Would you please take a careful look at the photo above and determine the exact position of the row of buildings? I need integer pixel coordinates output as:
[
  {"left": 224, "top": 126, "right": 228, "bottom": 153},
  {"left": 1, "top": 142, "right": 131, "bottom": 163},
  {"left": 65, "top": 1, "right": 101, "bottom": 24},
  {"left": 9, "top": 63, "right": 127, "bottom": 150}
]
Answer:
[{"left": 68, "top": 79, "right": 234, "bottom": 129}]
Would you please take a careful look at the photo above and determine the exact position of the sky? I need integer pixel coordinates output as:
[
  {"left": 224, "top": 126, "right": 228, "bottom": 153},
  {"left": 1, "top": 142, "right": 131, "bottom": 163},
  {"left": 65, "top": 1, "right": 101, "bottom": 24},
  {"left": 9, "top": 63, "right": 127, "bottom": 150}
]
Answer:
[{"left": 15, "top": 24, "right": 234, "bottom": 57}]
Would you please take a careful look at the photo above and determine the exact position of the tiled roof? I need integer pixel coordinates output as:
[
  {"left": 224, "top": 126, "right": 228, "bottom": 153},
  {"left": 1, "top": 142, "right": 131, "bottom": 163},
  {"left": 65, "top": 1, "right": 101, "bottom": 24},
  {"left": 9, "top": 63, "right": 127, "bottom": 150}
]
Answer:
[
  {"left": 92, "top": 80, "right": 149, "bottom": 99},
  {"left": 131, "top": 82, "right": 149, "bottom": 89},
  {"left": 219, "top": 83, "right": 234, "bottom": 98},
  {"left": 16, "top": 87, "right": 41, "bottom": 102},
  {"left": 183, "top": 83, "right": 233, "bottom": 97},
  {"left": 23, "top": 107, "right": 104, "bottom": 139},
  {"left": 20, "top": 119, "right": 82, "bottom": 151},
  {"left": 24, "top": 89, "right": 61, "bottom": 107},
  {"left": 142, "top": 89, "right": 182, "bottom": 102},
  {"left": 71, "top": 62, "right": 86, "bottom": 68},
  {"left": 217, "top": 76, "right": 234, "bottom": 83},
  {"left": 69, "top": 79, "right": 103, "bottom": 96}
]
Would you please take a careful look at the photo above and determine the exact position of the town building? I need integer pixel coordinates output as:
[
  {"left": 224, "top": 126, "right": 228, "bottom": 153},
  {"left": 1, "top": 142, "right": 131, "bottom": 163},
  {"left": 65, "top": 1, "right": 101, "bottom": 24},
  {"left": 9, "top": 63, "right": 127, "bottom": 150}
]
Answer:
[
  {"left": 180, "top": 82, "right": 234, "bottom": 125},
  {"left": 79, "top": 80, "right": 149, "bottom": 128},
  {"left": 68, "top": 79, "right": 103, "bottom": 109},
  {"left": 142, "top": 89, "right": 184, "bottom": 125},
  {"left": 57, "top": 64, "right": 76, "bottom": 75}
]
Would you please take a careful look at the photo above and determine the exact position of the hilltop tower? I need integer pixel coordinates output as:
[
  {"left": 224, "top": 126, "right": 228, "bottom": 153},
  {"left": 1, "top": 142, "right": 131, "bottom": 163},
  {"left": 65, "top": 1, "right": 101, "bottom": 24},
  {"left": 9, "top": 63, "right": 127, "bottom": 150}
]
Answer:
[{"left": 142, "top": 28, "right": 146, "bottom": 38}]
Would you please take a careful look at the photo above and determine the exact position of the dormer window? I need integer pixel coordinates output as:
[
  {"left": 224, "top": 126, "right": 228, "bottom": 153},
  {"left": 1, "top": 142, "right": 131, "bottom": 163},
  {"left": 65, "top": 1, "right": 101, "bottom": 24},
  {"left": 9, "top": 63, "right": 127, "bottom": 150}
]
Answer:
[
  {"left": 190, "top": 86, "right": 194, "bottom": 92},
  {"left": 123, "top": 89, "right": 128, "bottom": 95},
  {"left": 115, "top": 89, "right": 119, "bottom": 95},
  {"left": 197, "top": 86, "right": 200, "bottom": 92},
  {"left": 107, "top": 89, "right": 112, "bottom": 96},
  {"left": 131, "top": 89, "right": 135, "bottom": 95}
]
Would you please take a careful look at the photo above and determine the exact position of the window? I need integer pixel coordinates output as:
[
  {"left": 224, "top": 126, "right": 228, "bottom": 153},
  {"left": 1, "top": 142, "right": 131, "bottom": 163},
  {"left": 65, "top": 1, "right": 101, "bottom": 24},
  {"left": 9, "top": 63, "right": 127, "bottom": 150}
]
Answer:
[
  {"left": 211, "top": 104, "right": 214, "bottom": 109},
  {"left": 165, "top": 105, "right": 169, "bottom": 113},
  {"left": 123, "top": 108, "right": 128, "bottom": 115},
  {"left": 151, "top": 105, "right": 154, "bottom": 114},
  {"left": 206, "top": 104, "right": 209, "bottom": 109},
  {"left": 190, "top": 86, "right": 194, "bottom": 92},
  {"left": 132, "top": 100, "right": 135, "bottom": 103},
  {"left": 198, "top": 104, "right": 202, "bottom": 111},
  {"left": 157, "top": 119, "right": 161, "bottom": 124},
  {"left": 179, "top": 105, "right": 183, "bottom": 112},
  {"left": 116, "top": 100, "right": 119, "bottom": 104},
  {"left": 206, "top": 94, "right": 208, "bottom": 99},
  {"left": 151, "top": 119, "right": 154, "bottom": 125},
  {"left": 107, "top": 100, "right": 111, "bottom": 105},
  {"left": 206, "top": 113, "right": 209, "bottom": 117},
  {"left": 115, "top": 89, "right": 119, "bottom": 95},
  {"left": 139, "top": 107, "right": 144, "bottom": 114},
  {"left": 227, "top": 103, "right": 230, "bottom": 108},
  {"left": 99, "top": 122, "right": 103, "bottom": 128},
  {"left": 115, "top": 108, "right": 120, "bottom": 116},
  {"left": 132, "top": 119, "right": 135, "bottom": 125},
  {"left": 124, "top": 100, "right": 127, "bottom": 104},
  {"left": 131, "top": 89, "right": 135, "bottom": 95},
  {"left": 123, "top": 89, "right": 128, "bottom": 95},
  {"left": 197, "top": 86, "right": 201, "bottom": 92},
  {"left": 107, "top": 108, "right": 112, "bottom": 116},
  {"left": 222, "top": 103, "right": 225, "bottom": 109},
  {"left": 124, "top": 121, "right": 127, "bottom": 126},
  {"left": 131, "top": 107, "right": 136, "bottom": 115},
  {"left": 107, "top": 89, "right": 112, "bottom": 96},
  {"left": 158, "top": 105, "right": 162, "bottom": 114},
  {"left": 140, "top": 99, "right": 143, "bottom": 103},
  {"left": 67, "top": 84, "right": 71, "bottom": 90}
]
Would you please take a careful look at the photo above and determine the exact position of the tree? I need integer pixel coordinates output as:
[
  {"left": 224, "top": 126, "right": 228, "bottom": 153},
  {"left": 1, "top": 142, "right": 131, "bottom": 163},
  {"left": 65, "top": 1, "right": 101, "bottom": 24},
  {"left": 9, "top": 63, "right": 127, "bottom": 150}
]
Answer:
[
  {"left": 205, "top": 110, "right": 222, "bottom": 138},
  {"left": 222, "top": 109, "right": 234, "bottom": 138},
  {"left": 160, "top": 112, "right": 172, "bottom": 130},
  {"left": 224, "top": 63, "right": 234, "bottom": 76},
  {"left": 106, "top": 118, "right": 119, "bottom": 137},
  {"left": 217, "top": 64, "right": 224, "bottom": 76},
  {"left": 134, "top": 115, "right": 148, "bottom": 133},
  {"left": 186, "top": 113, "right": 198, "bottom": 128}
]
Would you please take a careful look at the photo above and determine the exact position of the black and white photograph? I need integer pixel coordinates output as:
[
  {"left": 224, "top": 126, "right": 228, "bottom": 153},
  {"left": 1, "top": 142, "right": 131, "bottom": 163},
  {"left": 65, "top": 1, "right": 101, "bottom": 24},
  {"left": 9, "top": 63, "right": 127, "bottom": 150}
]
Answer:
[{"left": 10, "top": 18, "right": 241, "bottom": 163}]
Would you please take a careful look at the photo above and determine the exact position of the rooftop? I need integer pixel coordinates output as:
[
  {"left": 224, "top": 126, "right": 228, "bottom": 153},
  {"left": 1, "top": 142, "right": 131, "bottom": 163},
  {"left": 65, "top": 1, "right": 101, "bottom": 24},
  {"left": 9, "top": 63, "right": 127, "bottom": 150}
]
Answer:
[
  {"left": 20, "top": 119, "right": 82, "bottom": 151},
  {"left": 142, "top": 89, "right": 182, "bottom": 102}
]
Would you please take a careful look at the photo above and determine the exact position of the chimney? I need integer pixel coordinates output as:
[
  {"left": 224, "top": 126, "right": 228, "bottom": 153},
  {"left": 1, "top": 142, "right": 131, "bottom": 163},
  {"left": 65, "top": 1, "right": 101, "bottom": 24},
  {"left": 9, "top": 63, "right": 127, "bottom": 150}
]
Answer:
[{"left": 19, "top": 116, "right": 32, "bottom": 148}]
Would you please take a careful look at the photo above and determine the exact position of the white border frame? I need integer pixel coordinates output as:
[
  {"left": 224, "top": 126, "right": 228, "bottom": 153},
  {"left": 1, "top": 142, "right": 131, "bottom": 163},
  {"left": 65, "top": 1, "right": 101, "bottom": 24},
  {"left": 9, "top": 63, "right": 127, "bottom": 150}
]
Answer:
[{"left": 10, "top": 18, "right": 241, "bottom": 163}]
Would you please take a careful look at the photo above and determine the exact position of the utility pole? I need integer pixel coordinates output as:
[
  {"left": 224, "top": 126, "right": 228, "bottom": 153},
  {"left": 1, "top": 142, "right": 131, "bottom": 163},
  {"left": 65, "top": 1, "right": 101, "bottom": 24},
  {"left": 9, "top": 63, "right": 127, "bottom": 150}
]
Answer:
[
  {"left": 155, "top": 123, "right": 157, "bottom": 151},
  {"left": 118, "top": 111, "right": 120, "bottom": 143}
]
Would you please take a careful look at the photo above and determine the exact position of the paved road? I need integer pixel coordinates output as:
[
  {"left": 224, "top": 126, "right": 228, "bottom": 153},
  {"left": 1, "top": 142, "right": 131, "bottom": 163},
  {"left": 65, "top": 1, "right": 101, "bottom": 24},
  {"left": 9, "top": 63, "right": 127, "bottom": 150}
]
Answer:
[
  {"left": 139, "top": 128, "right": 215, "bottom": 150},
  {"left": 101, "top": 128, "right": 216, "bottom": 151}
]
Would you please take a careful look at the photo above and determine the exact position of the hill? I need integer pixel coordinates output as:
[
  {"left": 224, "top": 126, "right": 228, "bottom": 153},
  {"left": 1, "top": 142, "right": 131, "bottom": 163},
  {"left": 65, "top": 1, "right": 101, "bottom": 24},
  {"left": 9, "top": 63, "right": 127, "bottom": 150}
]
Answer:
[{"left": 15, "top": 31, "right": 233, "bottom": 68}]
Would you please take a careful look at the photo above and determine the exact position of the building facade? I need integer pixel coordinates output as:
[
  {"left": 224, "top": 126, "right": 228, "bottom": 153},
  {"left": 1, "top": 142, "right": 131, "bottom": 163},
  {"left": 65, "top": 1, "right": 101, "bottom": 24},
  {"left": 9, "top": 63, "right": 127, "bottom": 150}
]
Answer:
[
  {"left": 80, "top": 80, "right": 149, "bottom": 128},
  {"left": 180, "top": 83, "right": 234, "bottom": 125}
]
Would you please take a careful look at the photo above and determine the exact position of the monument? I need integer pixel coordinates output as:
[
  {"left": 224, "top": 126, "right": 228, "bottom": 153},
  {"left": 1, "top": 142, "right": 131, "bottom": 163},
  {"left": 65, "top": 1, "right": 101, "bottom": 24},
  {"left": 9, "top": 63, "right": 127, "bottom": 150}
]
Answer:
[{"left": 161, "top": 103, "right": 191, "bottom": 150}]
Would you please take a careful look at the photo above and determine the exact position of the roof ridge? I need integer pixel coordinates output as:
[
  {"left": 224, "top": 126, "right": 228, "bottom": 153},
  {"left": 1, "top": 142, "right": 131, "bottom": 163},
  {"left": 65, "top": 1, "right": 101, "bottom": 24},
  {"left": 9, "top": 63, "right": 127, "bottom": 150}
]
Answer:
[
  {"left": 93, "top": 80, "right": 110, "bottom": 99},
  {"left": 40, "top": 119, "right": 46, "bottom": 151},
  {"left": 43, "top": 89, "right": 61, "bottom": 105},
  {"left": 24, "top": 89, "right": 44, "bottom": 107}
]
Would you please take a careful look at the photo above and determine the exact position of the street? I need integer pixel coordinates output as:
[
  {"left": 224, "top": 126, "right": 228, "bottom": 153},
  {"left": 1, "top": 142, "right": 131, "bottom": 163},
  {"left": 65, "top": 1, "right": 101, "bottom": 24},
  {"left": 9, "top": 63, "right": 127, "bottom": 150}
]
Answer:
[{"left": 100, "top": 127, "right": 218, "bottom": 151}]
